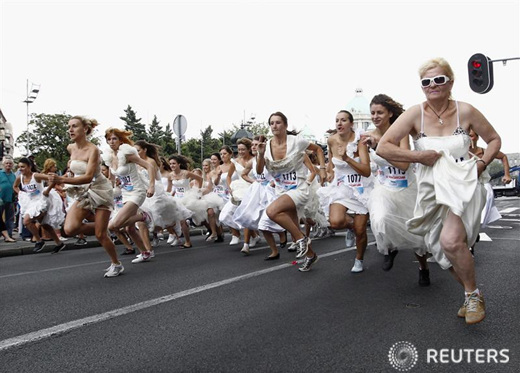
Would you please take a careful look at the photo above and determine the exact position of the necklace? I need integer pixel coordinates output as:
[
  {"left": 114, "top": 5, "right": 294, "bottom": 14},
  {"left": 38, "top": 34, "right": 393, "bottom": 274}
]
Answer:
[{"left": 427, "top": 101, "right": 450, "bottom": 125}]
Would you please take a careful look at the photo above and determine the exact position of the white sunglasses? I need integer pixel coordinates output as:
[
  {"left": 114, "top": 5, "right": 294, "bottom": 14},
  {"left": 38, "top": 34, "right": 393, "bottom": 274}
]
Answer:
[{"left": 421, "top": 75, "right": 450, "bottom": 88}]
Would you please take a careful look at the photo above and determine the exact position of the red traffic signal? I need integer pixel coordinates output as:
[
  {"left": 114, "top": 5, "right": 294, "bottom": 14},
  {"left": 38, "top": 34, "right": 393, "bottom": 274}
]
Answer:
[{"left": 468, "top": 53, "right": 494, "bottom": 94}]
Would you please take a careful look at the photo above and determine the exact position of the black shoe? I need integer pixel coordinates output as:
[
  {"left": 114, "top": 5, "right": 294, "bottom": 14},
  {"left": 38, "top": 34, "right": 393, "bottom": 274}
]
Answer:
[
  {"left": 33, "top": 241, "right": 46, "bottom": 253},
  {"left": 279, "top": 240, "right": 287, "bottom": 249},
  {"left": 419, "top": 269, "right": 430, "bottom": 287},
  {"left": 74, "top": 238, "right": 88, "bottom": 246},
  {"left": 215, "top": 235, "right": 224, "bottom": 243},
  {"left": 52, "top": 243, "right": 66, "bottom": 254},
  {"left": 121, "top": 248, "right": 136, "bottom": 255},
  {"left": 382, "top": 249, "right": 398, "bottom": 271},
  {"left": 264, "top": 253, "right": 280, "bottom": 261}
]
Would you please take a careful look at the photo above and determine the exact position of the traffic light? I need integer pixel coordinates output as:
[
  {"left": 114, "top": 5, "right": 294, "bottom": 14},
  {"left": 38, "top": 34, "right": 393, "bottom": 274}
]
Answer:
[{"left": 468, "top": 53, "right": 494, "bottom": 94}]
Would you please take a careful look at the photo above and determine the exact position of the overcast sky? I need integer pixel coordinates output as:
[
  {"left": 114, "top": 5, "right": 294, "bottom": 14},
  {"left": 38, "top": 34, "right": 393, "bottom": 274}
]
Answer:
[{"left": 1, "top": 0, "right": 519, "bottom": 156}]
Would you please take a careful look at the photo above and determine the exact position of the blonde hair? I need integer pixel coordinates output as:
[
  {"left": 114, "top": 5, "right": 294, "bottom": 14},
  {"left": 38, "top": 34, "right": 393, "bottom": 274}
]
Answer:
[
  {"left": 105, "top": 127, "right": 134, "bottom": 145},
  {"left": 42, "top": 158, "right": 57, "bottom": 174},
  {"left": 418, "top": 57, "right": 455, "bottom": 82},
  {"left": 418, "top": 57, "right": 455, "bottom": 99},
  {"left": 71, "top": 116, "right": 99, "bottom": 135}
]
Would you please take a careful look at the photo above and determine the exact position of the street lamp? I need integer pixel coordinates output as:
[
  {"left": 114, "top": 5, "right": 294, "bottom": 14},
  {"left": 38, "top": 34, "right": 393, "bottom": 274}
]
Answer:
[{"left": 22, "top": 79, "right": 40, "bottom": 130}]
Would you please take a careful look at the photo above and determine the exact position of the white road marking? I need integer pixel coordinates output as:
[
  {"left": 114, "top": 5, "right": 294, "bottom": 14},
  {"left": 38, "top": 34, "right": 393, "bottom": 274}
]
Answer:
[
  {"left": 499, "top": 207, "right": 519, "bottom": 214},
  {"left": 478, "top": 233, "right": 492, "bottom": 241},
  {"left": 486, "top": 226, "right": 513, "bottom": 229},
  {"left": 0, "top": 245, "right": 361, "bottom": 352}
]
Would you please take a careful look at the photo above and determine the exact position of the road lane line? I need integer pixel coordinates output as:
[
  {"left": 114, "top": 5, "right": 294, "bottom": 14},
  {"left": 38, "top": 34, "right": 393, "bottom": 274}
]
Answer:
[{"left": 0, "top": 245, "right": 359, "bottom": 352}]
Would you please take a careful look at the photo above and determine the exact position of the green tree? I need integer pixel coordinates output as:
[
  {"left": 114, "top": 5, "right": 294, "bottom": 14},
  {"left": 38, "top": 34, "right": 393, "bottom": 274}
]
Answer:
[
  {"left": 147, "top": 115, "right": 165, "bottom": 145},
  {"left": 15, "top": 113, "right": 72, "bottom": 171},
  {"left": 248, "top": 121, "right": 270, "bottom": 136},
  {"left": 161, "top": 123, "right": 177, "bottom": 156},
  {"left": 120, "top": 105, "right": 147, "bottom": 141},
  {"left": 181, "top": 138, "right": 202, "bottom": 168},
  {"left": 200, "top": 125, "right": 224, "bottom": 160}
]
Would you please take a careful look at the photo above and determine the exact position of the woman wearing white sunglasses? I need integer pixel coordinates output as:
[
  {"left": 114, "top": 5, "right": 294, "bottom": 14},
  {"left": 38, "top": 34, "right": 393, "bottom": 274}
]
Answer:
[{"left": 377, "top": 57, "right": 501, "bottom": 325}]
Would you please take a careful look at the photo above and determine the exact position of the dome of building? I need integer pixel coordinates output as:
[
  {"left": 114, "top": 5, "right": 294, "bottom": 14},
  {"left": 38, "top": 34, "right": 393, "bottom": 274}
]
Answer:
[{"left": 345, "top": 88, "right": 372, "bottom": 132}]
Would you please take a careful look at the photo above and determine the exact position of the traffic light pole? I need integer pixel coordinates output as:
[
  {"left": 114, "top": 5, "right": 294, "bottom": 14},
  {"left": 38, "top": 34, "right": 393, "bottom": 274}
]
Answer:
[{"left": 488, "top": 57, "right": 520, "bottom": 65}]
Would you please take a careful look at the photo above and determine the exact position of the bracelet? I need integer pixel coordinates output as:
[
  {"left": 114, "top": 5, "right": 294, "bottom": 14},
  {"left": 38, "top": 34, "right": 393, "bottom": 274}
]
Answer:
[{"left": 476, "top": 159, "right": 487, "bottom": 168}]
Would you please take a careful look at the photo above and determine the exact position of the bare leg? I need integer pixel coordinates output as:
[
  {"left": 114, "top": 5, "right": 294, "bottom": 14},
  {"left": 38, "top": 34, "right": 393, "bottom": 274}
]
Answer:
[
  {"left": 94, "top": 208, "right": 120, "bottom": 264},
  {"left": 329, "top": 203, "right": 354, "bottom": 230},
  {"left": 266, "top": 195, "right": 314, "bottom": 257},
  {"left": 440, "top": 211, "right": 477, "bottom": 292},
  {"left": 353, "top": 214, "right": 368, "bottom": 260},
  {"left": 261, "top": 230, "right": 278, "bottom": 257}
]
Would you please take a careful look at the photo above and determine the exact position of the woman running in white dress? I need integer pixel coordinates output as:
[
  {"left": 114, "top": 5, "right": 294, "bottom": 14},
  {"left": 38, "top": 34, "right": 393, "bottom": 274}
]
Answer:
[
  {"left": 49, "top": 117, "right": 122, "bottom": 277},
  {"left": 235, "top": 136, "right": 287, "bottom": 256},
  {"left": 378, "top": 57, "right": 501, "bottom": 324},
  {"left": 215, "top": 146, "right": 242, "bottom": 245},
  {"left": 257, "top": 112, "right": 326, "bottom": 271},
  {"left": 168, "top": 154, "right": 202, "bottom": 248},
  {"left": 201, "top": 158, "right": 225, "bottom": 242},
  {"left": 361, "top": 94, "right": 429, "bottom": 285},
  {"left": 14, "top": 157, "right": 65, "bottom": 254},
  {"left": 103, "top": 128, "right": 156, "bottom": 264},
  {"left": 317, "top": 110, "right": 372, "bottom": 273}
]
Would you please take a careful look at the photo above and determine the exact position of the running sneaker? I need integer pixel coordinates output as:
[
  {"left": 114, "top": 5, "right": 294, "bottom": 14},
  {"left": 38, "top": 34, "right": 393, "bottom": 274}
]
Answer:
[
  {"left": 75, "top": 238, "right": 88, "bottom": 246},
  {"left": 59, "top": 236, "right": 68, "bottom": 242},
  {"left": 249, "top": 236, "right": 260, "bottom": 248},
  {"left": 229, "top": 235, "right": 240, "bottom": 245},
  {"left": 104, "top": 263, "right": 124, "bottom": 278},
  {"left": 465, "top": 292, "right": 486, "bottom": 324},
  {"left": 206, "top": 235, "right": 218, "bottom": 242},
  {"left": 170, "top": 237, "right": 179, "bottom": 246},
  {"left": 167, "top": 234, "right": 176, "bottom": 244},
  {"left": 131, "top": 251, "right": 151, "bottom": 263},
  {"left": 51, "top": 242, "right": 66, "bottom": 254},
  {"left": 295, "top": 237, "right": 310, "bottom": 259},
  {"left": 240, "top": 244, "right": 250, "bottom": 255},
  {"left": 287, "top": 242, "right": 298, "bottom": 252},
  {"left": 298, "top": 254, "right": 319, "bottom": 272},
  {"left": 351, "top": 259, "right": 364, "bottom": 273},
  {"left": 33, "top": 241, "right": 46, "bottom": 253},
  {"left": 345, "top": 229, "right": 355, "bottom": 247}
]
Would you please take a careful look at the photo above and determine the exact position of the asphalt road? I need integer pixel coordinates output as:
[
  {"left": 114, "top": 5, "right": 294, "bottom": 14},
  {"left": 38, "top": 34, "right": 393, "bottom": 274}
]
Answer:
[{"left": 0, "top": 197, "right": 518, "bottom": 373}]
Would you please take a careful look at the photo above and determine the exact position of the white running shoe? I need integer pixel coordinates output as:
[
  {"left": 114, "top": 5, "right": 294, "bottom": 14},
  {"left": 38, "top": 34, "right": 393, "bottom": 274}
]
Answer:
[
  {"left": 249, "top": 236, "right": 260, "bottom": 248},
  {"left": 132, "top": 251, "right": 151, "bottom": 263},
  {"left": 240, "top": 244, "right": 250, "bottom": 255},
  {"left": 167, "top": 234, "right": 175, "bottom": 244},
  {"left": 170, "top": 237, "right": 179, "bottom": 246},
  {"left": 345, "top": 229, "right": 355, "bottom": 247},
  {"left": 229, "top": 235, "right": 240, "bottom": 245},
  {"left": 104, "top": 263, "right": 124, "bottom": 277},
  {"left": 351, "top": 259, "right": 364, "bottom": 273},
  {"left": 295, "top": 237, "right": 310, "bottom": 259}
]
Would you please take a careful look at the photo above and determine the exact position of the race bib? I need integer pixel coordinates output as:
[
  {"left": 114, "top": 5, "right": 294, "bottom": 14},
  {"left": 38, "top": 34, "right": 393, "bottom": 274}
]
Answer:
[
  {"left": 114, "top": 194, "right": 124, "bottom": 209},
  {"left": 25, "top": 183, "right": 40, "bottom": 196},
  {"left": 118, "top": 175, "right": 134, "bottom": 191},
  {"left": 337, "top": 174, "right": 364, "bottom": 194},
  {"left": 378, "top": 166, "right": 408, "bottom": 188},
  {"left": 274, "top": 171, "right": 297, "bottom": 191},
  {"left": 213, "top": 185, "right": 229, "bottom": 198},
  {"left": 174, "top": 186, "right": 185, "bottom": 198}
]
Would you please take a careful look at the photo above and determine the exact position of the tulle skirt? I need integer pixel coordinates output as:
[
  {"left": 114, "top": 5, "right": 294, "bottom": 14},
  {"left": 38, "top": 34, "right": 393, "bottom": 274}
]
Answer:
[{"left": 19, "top": 190, "right": 65, "bottom": 229}]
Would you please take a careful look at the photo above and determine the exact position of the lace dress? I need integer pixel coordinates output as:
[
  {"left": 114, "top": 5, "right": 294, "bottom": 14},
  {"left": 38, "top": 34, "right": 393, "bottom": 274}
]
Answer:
[{"left": 406, "top": 101, "right": 488, "bottom": 269}]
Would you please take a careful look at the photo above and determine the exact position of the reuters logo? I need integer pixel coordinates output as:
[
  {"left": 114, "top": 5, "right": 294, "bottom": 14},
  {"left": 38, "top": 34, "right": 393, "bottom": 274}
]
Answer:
[{"left": 388, "top": 341, "right": 418, "bottom": 371}]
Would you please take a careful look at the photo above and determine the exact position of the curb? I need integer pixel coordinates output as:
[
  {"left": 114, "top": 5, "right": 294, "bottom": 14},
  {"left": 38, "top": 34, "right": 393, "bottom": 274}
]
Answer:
[{"left": 0, "top": 227, "right": 209, "bottom": 258}]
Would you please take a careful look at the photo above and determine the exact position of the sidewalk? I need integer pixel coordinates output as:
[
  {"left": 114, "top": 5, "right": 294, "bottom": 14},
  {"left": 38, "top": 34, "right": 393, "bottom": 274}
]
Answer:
[{"left": 0, "top": 227, "right": 208, "bottom": 258}]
